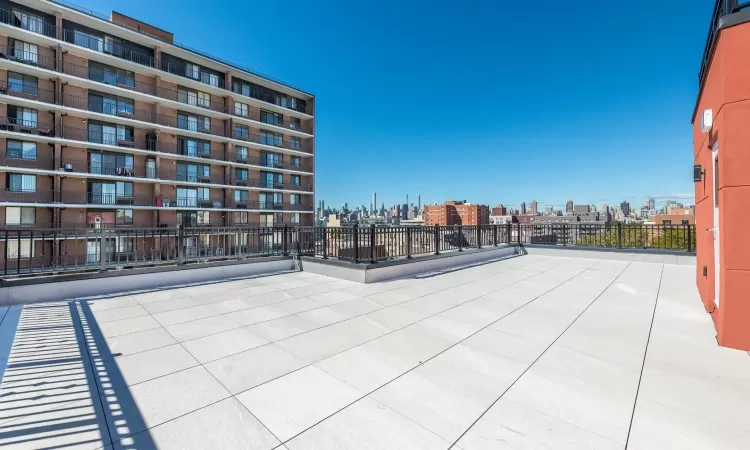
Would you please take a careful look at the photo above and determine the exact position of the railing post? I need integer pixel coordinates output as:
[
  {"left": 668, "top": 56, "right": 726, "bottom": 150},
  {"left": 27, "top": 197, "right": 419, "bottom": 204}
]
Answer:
[
  {"left": 177, "top": 224, "right": 185, "bottom": 264},
  {"left": 283, "top": 224, "right": 289, "bottom": 256},
  {"left": 353, "top": 223, "right": 359, "bottom": 263},
  {"left": 458, "top": 225, "right": 463, "bottom": 251},
  {"left": 477, "top": 225, "right": 482, "bottom": 249},
  {"left": 406, "top": 226, "right": 412, "bottom": 259},
  {"left": 493, "top": 224, "right": 498, "bottom": 246},
  {"left": 617, "top": 223, "right": 623, "bottom": 249},
  {"left": 99, "top": 229, "right": 106, "bottom": 270},
  {"left": 562, "top": 224, "right": 567, "bottom": 246},
  {"left": 687, "top": 225, "right": 693, "bottom": 252},
  {"left": 370, "top": 224, "right": 376, "bottom": 264},
  {"left": 506, "top": 222, "right": 511, "bottom": 245},
  {"left": 517, "top": 223, "right": 521, "bottom": 244},
  {"left": 322, "top": 228, "right": 328, "bottom": 259},
  {"left": 434, "top": 225, "right": 440, "bottom": 255}
]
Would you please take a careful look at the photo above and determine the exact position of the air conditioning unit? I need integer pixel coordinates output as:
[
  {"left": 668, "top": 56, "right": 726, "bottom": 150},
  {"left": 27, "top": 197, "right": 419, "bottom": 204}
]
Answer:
[
  {"left": 64, "top": 163, "right": 73, "bottom": 172},
  {"left": 94, "top": 216, "right": 102, "bottom": 229}
]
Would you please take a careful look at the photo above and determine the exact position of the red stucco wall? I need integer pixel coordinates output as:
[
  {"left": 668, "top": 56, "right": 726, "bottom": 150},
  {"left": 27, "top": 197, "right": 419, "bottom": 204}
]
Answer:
[{"left": 693, "top": 22, "right": 750, "bottom": 350}]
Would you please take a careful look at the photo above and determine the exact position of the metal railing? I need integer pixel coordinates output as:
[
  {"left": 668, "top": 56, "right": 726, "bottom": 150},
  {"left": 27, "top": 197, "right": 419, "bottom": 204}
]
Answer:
[{"left": 0, "top": 223, "right": 696, "bottom": 276}]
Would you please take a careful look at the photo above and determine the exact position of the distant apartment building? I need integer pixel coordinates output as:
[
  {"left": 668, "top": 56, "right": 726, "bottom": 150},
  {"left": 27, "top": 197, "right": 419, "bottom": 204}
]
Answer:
[
  {"left": 491, "top": 204, "right": 507, "bottom": 216},
  {"left": 565, "top": 200, "right": 573, "bottom": 214},
  {"left": 423, "top": 201, "right": 489, "bottom": 226},
  {"left": 0, "top": 1, "right": 315, "bottom": 231},
  {"left": 529, "top": 200, "right": 538, "bottom": 215},
  {"left": 650, "top": 207, "right": 696, "bottom": 226}
]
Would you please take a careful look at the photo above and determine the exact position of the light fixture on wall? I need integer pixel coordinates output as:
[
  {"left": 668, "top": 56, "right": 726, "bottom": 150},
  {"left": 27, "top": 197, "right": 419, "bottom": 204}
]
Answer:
[{"left": 694, "top": 165, "right": 704, "bottom": 183}]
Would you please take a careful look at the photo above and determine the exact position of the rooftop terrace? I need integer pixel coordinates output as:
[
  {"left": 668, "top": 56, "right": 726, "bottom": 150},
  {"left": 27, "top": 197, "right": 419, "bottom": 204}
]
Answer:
[{"left": 0, "top": 252, "right": 748, "bottom": 449}]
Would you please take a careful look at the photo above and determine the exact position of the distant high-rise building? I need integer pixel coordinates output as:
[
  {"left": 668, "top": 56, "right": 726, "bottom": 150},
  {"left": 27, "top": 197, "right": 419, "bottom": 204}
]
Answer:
[
  {"left": 602, "top": 203, "right": 608, "bottom": 214},
  {"left": 418, "top": 194, "right": 421, "bottom": 211},
  {"left": 520, "top": 202, "right": 527, "bottom": 215},
  {"left": 372, "top": 193, "right": 377, "bottom": 214},
  {"left": 566, "top": 200, "right": 574, "bottom": 215},
  {"left": 402, "top": 203, "right": 409, "bottom": 220},
  {"left": 589, "top": 204, "right": 597, "bottom": 212},
  {"left": 530, "top": 200, "right": 538, "bottom": 215},
  {"left": 648, "top": 197, "right": 656, "bottom": 211},
  {"left": 621, "top": 201, "right": 631, "bottom": 217}
]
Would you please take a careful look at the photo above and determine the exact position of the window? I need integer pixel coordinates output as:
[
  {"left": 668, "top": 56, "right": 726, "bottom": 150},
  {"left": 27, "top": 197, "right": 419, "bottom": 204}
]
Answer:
[
  {"left": 291, "top": 175, "right": 301, "bottom": 186},
  {"left": 8, "top": 174, "right": 36, "bottom": 192},
  {"left": 290, "top": 156, "right": 301, "bottom": 169},
  {"left": 5, "top": 207, "right": 35, "bottom": 226},
  {"left": 235, "top": 168, "right": 248, "bottom": 181},
  {"left": 7, "top": 140, "right": 36, "bottom": 160},
  {"left": 13, "top": 9, "right": 44, "bottom": 34},
  {"left": 10, "top": 39, "right": 38, "bottom": 64},
  {"left": 178, "top": 138, "right": 210, "bottom": 157},
  {"left": 234, "top": 102, "right": 249, "bottom": 117},
  {"left": 289, "top": 194, "right": 301, "bottom": 205},
  {"left": 198, "top": 188, "right": 209, "bottom": 201},
  {"left": 261, "top": 152, "right": 283, "bottom": 168},
  {"left": 234, "top": 190, "right": 249, "bottom": 202},
  {"left": 290, "top": 213, "right": 300, "bottom": 225},
  {"left": 89, "top": 63, "right": 135, "bottom": 88},
  {"left": 89, "top": 93, "right": 134, "bottom": 116},
  {"left": 681, "top": 219, "right": 689, "bottom": 226},
  {"left": 275, "top": 95, "right": 298, "bottom": 110},
  {"left": 233, "top": 81, "right": 253, "bottom": 97},
  {"left": 74, "top": 30, "right": 103, "bottom": 52},
  {"left": 15, "top": 107, "right": 37, "bottom": 128},
  {"left": 117, "top": 209, "right": 133, "bottom": 225},
  {"left": 197, "top": 91, "right": 210, "bottom": 108},
  {"left": 116, "top": 237, "right": 133, "bottom": 253},
  {"left": 260, "top": 213, "right": 274, "bottom": 227},
  {"left": 235, "top": 211, "right": 248, "bottom": 224},
  {"left": 88, "top": 122, "right": 132, "bottom": 145},
  {"left": 261, "top": 171, "right": 283, "bottom": 188},
  {"left": 8, "top": 72, "right": 38, "bottom": 96},
  {"left": 290, "top": 117, "right": 301, "bottom": 130},
  {"left": 8, "top": 239, "right": 33, "bottom": 259},
  {"left": 178, "top": 113, "right": 210, "bottom": 132},
  {"left": 235, "top": 146, "right": 248, "bottom": 161},
  {"left": 663, "top": 220, "right": 672, "bottom": 226},
  {"left": 116, "top": 181, "right": 133, "bottom": 199},
  {"left": 290, "top": 137, "right": 302, "bottom": 150},
  {"left": 186, "top": 63, "right": 200, "bottom": 80},
  {"left": 260, "top": 110, "right": 282, "bottom": 126},
  {"left": 235, "top": 124, "right": 249, "bottom": 139},
  {"left": 89, "top": 182, "right": 116, "bottom": 204},
  {"left": 260, "top": 131, "right": 283, "bottom": 147},
  {"left": 104, "top": 36, "right": 115, "bottom": 54},
  {"left": 197, "top": 210, "right": 210, "bottom": 225}
]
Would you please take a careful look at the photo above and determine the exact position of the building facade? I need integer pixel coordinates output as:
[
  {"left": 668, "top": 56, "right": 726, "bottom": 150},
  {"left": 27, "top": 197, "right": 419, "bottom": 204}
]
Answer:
[
  {"left": 693, "top": 0, "right": 750, "bottom": 350},
  {"left": 423, "top": 201, "right": 489, "bottom": 226},
  {"left": 0, "top": 0, "right": 315, "bottom": 233}
]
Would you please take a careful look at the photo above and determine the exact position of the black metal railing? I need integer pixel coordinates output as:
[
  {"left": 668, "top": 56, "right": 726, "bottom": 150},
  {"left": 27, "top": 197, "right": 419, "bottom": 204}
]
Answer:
[
  {"left": 0, "top": 8, "right": 57, "bottom": 38},
  {"left": 0, "top": 223, "right": 696, "bottom": 276},
  {"left": 699, "top": 0, "right": 750, "bottom": 86}
]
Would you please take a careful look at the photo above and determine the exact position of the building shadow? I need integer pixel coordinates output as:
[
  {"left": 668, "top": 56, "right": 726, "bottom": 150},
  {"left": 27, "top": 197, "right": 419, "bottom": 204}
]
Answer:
[{"left": 0, "top": 300, "right": 157, "bottom": 448}]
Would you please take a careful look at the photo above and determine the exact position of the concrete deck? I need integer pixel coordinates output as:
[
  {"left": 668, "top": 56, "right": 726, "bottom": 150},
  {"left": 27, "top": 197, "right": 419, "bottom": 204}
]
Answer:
[{"left": 0, "top": 254, "right": 748, "bottom": 449}]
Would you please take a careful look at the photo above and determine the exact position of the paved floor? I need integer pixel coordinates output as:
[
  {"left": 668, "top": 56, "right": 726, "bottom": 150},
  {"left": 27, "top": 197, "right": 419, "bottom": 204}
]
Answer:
[{"left": 0, "top": 254, "right": 749, "bottom": 449}]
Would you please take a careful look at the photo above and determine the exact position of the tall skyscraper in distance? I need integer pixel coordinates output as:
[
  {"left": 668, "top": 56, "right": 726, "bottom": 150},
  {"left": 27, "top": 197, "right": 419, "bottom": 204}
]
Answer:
[
  {"left": 620, "top": 201, "right": 631, "bottom": 217},
  {"left": 372, "top": 192, "right": 376, "bottom": 215},
  {"left": 401, "top": 203, "right": 409, "bottom": 220},
  {"left": 530, "top": 200, "right": 538, "bottom": 215},
  {"left": 520, "top": 202, "right": 527, "bottom": 215},
  {"left": 418, "top": 194, "right": 421, "bottom": 212},
  {"left": 566, "top": 200, "right": 574, "bottom": 215},
  {"left": 648, "top": 197, "right": 656, "bottom": 211}
]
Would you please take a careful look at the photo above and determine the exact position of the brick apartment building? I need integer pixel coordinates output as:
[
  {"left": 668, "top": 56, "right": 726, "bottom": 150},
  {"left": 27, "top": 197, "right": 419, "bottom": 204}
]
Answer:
[
  {"left": 0, "top": 0, "right": 314, "bottom": 233},
  {"left": 693, "top": 0, "right": 750, "bottom": 350},
  {"left": 650, "top": 207, "right": 696, "bottom": 226},
  {"left": 423, "top": 201, "right": 489, "bottom": 226}
]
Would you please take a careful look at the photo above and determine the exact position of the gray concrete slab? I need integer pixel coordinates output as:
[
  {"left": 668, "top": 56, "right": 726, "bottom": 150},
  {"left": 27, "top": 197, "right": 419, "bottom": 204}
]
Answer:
[{"left": 1, "top": 255, "right": 747, "bottom": 449}]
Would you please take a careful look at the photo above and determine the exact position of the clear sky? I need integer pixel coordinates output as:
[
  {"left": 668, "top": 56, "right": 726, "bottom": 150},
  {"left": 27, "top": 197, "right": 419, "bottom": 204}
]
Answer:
[{"left": 67, "top": 0, "right": 710, "bottom": 211}]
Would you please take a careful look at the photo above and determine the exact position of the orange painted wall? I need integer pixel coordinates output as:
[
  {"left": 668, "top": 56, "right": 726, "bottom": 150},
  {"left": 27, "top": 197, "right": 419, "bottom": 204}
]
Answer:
[{"left": 693, "top": 22, "right": 750, "bottom": 350}]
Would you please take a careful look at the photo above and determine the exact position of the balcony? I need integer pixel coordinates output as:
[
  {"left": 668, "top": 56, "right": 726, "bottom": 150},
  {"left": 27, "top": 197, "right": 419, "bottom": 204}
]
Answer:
[
  {"left": 0, "top": 8, "right": 312, "bottom": 117},
  {"left": 56, "top": 159, "right": 156, "bottom": 179},
  {"left": 0, "top": 116, "right": 55, "bottom": 136}
]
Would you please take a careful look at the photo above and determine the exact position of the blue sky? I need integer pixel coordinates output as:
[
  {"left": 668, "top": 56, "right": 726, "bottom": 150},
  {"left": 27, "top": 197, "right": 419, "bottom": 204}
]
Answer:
[{"left": 69, "top": 0, "right": 710, "bottom": 211}]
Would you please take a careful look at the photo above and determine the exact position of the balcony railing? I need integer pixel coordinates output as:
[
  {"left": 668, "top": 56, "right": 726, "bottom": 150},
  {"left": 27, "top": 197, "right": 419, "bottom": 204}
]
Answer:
[
  {"left": 0, "top": 8, "right": 56, "bottom": 39},
  {"left": 61, "top": 28, "right": 156, "bottom": 68},
  {"left": 0, "top": 117, "right": 55, "bottom": 136}
]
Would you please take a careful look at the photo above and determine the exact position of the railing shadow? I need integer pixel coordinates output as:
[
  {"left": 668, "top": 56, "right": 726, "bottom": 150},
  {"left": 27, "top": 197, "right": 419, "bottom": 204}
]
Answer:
[{"left": 0, "top": 300, "right": 157, "bottom": 448}]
